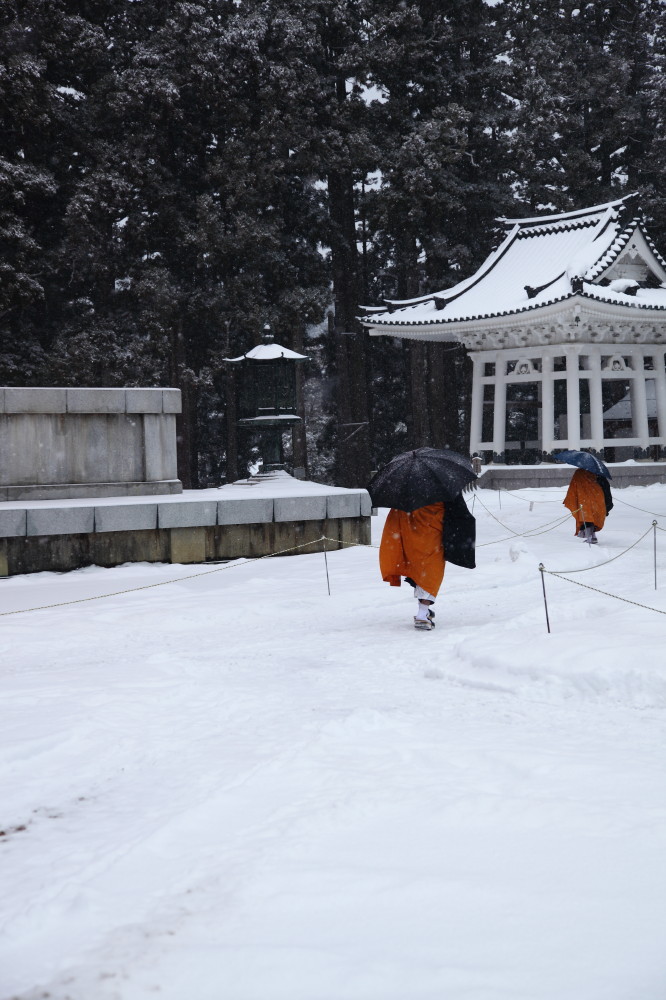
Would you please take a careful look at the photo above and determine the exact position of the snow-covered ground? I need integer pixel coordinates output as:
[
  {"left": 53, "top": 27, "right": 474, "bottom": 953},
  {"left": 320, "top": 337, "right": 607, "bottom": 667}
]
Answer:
[{"left": 2, "top": 485, "right": 666, "bottom": 1000}]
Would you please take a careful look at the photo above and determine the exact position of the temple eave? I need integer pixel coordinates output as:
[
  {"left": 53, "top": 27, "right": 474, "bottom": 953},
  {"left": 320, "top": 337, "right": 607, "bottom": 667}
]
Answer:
[{"left": 366, "top": 296, "right": 666, "bottom": 349}]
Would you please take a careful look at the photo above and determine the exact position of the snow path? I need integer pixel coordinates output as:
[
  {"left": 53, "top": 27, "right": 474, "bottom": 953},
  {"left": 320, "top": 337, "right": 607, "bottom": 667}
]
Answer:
[{"left": 1, "top": 487, "right": 666, "bottom": 999}]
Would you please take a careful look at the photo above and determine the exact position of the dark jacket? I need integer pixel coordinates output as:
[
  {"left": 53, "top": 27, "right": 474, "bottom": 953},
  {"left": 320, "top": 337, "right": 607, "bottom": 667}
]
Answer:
[
  {"left": 596, "top": 475, "right": 613, "bottom": 515},
  {"left": 442, "top": 493, "right": 476, "bottom": 569}
]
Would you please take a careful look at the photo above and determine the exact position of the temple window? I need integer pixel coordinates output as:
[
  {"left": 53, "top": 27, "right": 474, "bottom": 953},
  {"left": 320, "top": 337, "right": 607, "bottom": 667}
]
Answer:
[
  {"left": 482, "top": 384, "right": 495, "bottom": 442},
  {"left": 505, "top": 382, "right": 540, "bottom": 446}
]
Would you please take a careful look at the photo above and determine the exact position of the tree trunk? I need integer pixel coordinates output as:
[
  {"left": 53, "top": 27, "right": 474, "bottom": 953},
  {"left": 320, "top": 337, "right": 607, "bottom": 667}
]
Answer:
[
  {"left": 427, "top": 343, "right": 447, "bottom": 448},
  {"left": 225, "top": 367, "right": 239, "bottom": 483},
  {"left": 408, "top": 340, "right": 430, "bottom": 447},
  {"left": 169, "top": 322, "right": 197, "bottom": 489},
  {"left": 328, "top": 166, "right": 371, "bottom": 487},
  {"left": 291, "top": 325, "right": 308, "bottom": 479}
]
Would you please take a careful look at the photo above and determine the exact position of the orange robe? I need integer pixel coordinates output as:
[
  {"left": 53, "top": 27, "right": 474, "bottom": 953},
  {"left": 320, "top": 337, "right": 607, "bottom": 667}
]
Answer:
[
  {"left": 563, "top": 468, "right": 607, "bottom": 534},
  {"left": 379, "top": 503, "right": 446, "bottom": 597}
]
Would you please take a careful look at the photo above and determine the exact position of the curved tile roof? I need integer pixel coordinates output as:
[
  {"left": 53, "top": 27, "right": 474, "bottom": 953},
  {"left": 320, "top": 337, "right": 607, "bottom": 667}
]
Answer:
[{"left": 362, "top": 196, "right": 666, "bottom": 329}]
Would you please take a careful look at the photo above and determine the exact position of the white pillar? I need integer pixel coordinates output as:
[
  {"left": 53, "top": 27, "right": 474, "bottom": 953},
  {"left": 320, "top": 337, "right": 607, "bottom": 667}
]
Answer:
[
  {"left": 565, "top": 351, "right": 581, "bottom": 449},
  {"left": 654, "top": 350, "right": 666, "bottom": 448},
  {"left": 588, "top": 349, "right": 604, "bottom": 451},
  {"left": 630, "top": 354, "right": 650, "bottom": 451},
  {"left": 468, "top": 353, "right": 484, "bottom": 454},
  {"left": 540, "top": 354, "right": 554, "bottom": 455},
  {"left": 492, "top": 357, "right": 507, "bottom": 458}
]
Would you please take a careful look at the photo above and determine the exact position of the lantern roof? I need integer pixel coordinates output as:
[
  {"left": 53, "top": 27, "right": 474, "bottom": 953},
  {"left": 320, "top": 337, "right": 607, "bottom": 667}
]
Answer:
[
  {"left": 225, "top": 342, "right": 309, "bottom": 363},
  {"left": 361, "top": 194, "right": 666, "bottom": 336}
]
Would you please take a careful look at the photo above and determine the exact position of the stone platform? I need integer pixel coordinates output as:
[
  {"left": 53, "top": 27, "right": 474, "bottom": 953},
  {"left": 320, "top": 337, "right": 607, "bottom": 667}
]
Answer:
[
  {"left": 0, "top": 473, "right": 371, "bottom": 577},
  {"left": 0, "top": 386, "right": 182, "bottom": 500},
  {"left": 477, "top": 461, "right": 666, "bottom": 491}
]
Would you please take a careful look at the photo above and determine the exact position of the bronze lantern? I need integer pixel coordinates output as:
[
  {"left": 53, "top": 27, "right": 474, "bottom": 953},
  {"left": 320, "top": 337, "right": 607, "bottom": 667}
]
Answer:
[{"left": 226, "top": 325, "right": 309, "bottom": 473}]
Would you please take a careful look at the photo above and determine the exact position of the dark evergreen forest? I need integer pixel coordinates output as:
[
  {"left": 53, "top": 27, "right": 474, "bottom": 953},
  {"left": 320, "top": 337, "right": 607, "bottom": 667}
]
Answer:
[{"left": 2, "top": 0, "right": 666, "bottom": 486}]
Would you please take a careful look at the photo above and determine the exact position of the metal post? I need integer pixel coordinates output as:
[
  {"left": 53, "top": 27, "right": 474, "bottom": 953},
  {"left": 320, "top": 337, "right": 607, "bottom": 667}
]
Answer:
[
  {"left": 653, "top": 521, "right": 658, "bottom": 591},
  {"left": 323, "top": 536, "right": 331, "bottom": 596},
  {"left": 539, "top": 564, "right": 551, "bottom": 633}
]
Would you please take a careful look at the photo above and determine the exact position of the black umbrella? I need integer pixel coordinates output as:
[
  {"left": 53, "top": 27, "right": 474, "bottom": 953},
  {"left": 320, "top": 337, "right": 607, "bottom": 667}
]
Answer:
[
  {"left": 553, "top": 449, "right": 612, "bottom": 480},
  {"left": 368, "top": 447, "right": 477, "bottom": 512}
]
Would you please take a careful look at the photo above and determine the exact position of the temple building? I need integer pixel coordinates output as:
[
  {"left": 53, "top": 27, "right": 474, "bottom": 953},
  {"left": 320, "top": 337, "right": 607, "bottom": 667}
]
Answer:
[{"left": 362, "top": 195, "right": 666, "bottom": 463}]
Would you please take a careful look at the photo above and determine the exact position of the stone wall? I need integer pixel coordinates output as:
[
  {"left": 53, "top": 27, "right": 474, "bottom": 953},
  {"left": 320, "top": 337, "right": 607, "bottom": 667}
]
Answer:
[
  {"left": 0, "top": 486, "right": 372, "bottom": 576},
  {"left": 477, "top": 462, "right": 666, "bottom": 491},
  {"left": 0, "top": 518, "right": 371, "bottom": 577},
  {"left": 0, "top": 387, "right": 182, "bottom": 500}
]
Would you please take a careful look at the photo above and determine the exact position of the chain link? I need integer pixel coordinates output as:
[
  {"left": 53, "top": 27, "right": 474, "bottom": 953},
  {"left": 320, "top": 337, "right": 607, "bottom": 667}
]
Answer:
[
  {"left": 0, "top": 535, "right": 340, "bottom": 618},
  {"left": 612, "top": 495, "right": 666, "bottom": 518},
  {"left": 541, "top": 568, "right": 666, "bottom": 616},
  {"left": 474, "top": 492, "right": 578, "bottom": 544},
  {"left": 542, "top": 524, "right": 655, "bottom": 574},
  {"left": 2, "top": 512, "right": 662, "bottom": 619},
  {"left": 497, "top": 488, "right": 560, "bottom": 505}
]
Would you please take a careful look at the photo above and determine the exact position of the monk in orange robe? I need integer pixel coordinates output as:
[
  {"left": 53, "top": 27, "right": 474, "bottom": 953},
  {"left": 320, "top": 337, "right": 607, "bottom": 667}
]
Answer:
[
  {"left": 563, "top": 468, "right": 608, "bottom": 542},
  {"left": 379, "top": 503, "right": 445, "bottom": 630}
]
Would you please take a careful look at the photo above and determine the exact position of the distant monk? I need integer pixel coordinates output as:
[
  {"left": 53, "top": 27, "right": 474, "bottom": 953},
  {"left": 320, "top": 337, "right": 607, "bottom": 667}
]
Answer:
[{"left": 563, "top": 468, "right": 613, "bottom": 544}]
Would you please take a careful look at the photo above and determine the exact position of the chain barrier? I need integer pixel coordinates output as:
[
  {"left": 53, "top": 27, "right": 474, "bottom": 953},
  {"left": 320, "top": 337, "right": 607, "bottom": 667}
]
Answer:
[
  {"left": 540, "top": 523, "right": 655, "bottom": 574},
  {"left": 477, "top": 514, "right": 574, "bottom": 548},
  {"left": 538, "top": 520, "right": 663, "bottom": 630},
  {"left": 3, "top": 505, "right": 664, "bottom": 623},
  {"left": 540, "top": 567, "right": 666, "bottom": 618},
  {"left": 0, "top": 535, "right": 345, "bottom": 619},
  {"left": 611, "top": 494, "right": 666, "bottom": 518},
  {"left": 473, "top": 491, "right": 541, "bottom": 536},
  {"left": 495, "top": 484, "right": 666, "bottom": 517},
  {"left": 494, "top": 483, "right": 666, "bottom": 520},
  {"left": 497, "top": 488, "right": 560, "bottom": 505},
  {"left": 474, "top": 492, "right": 579, "bottom": 544},
  {"left": 2, "top": 499, "right": 591, "bottom": 622}
]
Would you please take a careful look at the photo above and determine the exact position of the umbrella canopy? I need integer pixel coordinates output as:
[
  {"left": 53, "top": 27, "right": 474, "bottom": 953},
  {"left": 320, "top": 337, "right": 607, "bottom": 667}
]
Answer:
[
  {"left": 368, "top": 448, "right": 477, "bottom": 512},
  {"left": 553, "top": 450, "right": 612, "bottom": 479}
]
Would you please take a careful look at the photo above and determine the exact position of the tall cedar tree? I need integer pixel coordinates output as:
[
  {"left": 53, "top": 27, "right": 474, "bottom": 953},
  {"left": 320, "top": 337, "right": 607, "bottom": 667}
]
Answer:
[
  {"left": 4, "top": 1, "right": 666, "bottom": 483},
  {"left": 361, "top": 0, "right": 512, "bottom": 458}
]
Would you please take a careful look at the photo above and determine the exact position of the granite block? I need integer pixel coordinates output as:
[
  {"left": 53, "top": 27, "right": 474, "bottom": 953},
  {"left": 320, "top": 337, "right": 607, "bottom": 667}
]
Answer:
[
  {"left": 158, "top": 501, "right": 217, "bottom": 529},
  {"left": 217, "top": 497, "right": 274, "bottom": 525},
  {"left": 169, "top": 526, "right": 206, "bottom": 564},
  {"left": 94, "top": 504, "right": 158, "bottom": 533},
  {"left": 5, "top": 481, "right": 181, "bottom": 501},
  {"left": 4, "top": 387, "right": 67, "bottom": 413},
  {"left": 326, "top": 492, "right": 361, "bottom": 519},
  {"left": 360, "top": 491, "right": 372, "bottom": 516},
  {"left": 125, "top": 388, "right": 165, "bottom": 414},
  {"left": 0, "top": 508, "right": 27, "bottom": 538},
  {"left": 274, "top": 495, "right": 327, "bottom": 522},
  {"left": 143, "top": 414, "right": 178, "bottom": 481},
  {"left": 162, "top": 389, "right": 182, "bottom": 414},
  {"left": 27, "top": 506, "right": 95, "bottom": 536},
  {"left": 0, "top": 387, "right": 4, "bottom": 413},
  {"left": 66, "top": 388, "right": 126, "bottom": 413}
]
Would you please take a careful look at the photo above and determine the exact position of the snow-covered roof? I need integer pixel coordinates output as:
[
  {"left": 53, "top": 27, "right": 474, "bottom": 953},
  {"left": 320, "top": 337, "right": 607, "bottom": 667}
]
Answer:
[
  {"left": 362, "top": 196, "right": 666, "bottom": 331},
  {"left": 225, "top": 343, "right": 309, "bottom": 362}
]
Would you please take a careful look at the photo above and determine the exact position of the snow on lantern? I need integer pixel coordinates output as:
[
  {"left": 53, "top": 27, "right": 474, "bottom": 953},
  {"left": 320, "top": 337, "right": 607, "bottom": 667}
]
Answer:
[{"left": 225, "top": 324, "right": 309, "bottom": 473}]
